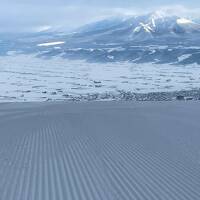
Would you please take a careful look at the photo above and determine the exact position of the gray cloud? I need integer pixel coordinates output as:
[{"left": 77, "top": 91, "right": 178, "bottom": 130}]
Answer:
[
  {"left": 0, "top": 1, "right": 200, "bottom": 33},
  {"left": 2, "top": 0, "right": 200, "bottom": 8}
]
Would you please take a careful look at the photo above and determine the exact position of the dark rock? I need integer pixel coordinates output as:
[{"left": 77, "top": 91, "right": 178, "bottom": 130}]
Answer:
[
  {"left": 24, "top": 90, "right": 31, "bottom": 93},
  {"left": 51, "top": 92, "right": 57, "bottom": 95},
  {"left": 176, "top": 95, "right": 185, "bottom": 100},
  {"left": 186, "top": 97, "right": 193, "bottom": 101},
  {"left": 94, "top": 80, "right": 101, "bottom": 84}
]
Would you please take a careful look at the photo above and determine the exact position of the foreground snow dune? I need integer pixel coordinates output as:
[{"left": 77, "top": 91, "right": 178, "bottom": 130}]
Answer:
[{"left": 0, "top": 101, "right": 200, "bottom": 200}]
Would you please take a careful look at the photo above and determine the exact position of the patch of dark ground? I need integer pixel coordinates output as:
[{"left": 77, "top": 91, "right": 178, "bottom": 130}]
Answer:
[{"left": 48, "top": 89, "right": 200, "bottom": 102}]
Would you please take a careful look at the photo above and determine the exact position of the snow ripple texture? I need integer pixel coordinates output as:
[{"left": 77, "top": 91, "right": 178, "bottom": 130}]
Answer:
[{"left": 0, "top": 101, "right": 200, "bottom": 200}]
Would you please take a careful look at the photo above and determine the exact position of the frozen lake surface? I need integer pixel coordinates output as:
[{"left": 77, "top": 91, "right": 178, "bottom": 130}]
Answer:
[{"left": 1, "top": 55, "right": 200, "bottom": 101}]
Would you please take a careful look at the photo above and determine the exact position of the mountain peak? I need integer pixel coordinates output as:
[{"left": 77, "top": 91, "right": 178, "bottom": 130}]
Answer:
[{"left": 69, "top": 11, "right": 200, "bottom": 43}]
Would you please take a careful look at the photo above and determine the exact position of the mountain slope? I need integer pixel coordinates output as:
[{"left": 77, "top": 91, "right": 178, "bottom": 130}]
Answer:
[
  {"left": 70, "top": 12, "right": 200, "bottom": 43},
  {"left": 2, "top": 11, "right": 200, "bottom": 65}
]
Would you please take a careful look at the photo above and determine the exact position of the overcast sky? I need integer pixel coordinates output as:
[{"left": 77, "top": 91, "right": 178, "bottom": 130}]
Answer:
[{"left": 1, "top": 0, "right": 200, "bottom": 32}]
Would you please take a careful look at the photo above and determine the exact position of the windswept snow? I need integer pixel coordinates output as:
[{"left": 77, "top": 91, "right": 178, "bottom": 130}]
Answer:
[
  {"left": 37, "top": 41, "right": 65, "bottom": 47},
  {"left": 1, "top": 55, "right": 200, "bottom": 102},
  {"left": 178, "top": 54, "right": 191, "bottom": 62}
]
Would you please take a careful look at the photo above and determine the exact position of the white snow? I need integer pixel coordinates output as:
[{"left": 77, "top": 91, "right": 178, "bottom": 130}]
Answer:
[
  {"left": 107, "top": 55, "right": 114, "bottom": 60},
  {"left": 6, "top": 51, "right": 18, "bottom": 56},
  {"left": 53, "top": 46, "right": 61, "bottom": 50},
  {"left": 37, "top": 41, "right": 65, "bottom": 47},
  {"left": 177, "top": 18, "right": 193, "bottom": 24},
  {"left": 133, "top": 26, "right": 141, "bottom": 33},
  {"left": 1, "top": 55, "right": 200, "bottom": 102},
  {"left": 35, "top": 25, "right": 52, "bottom": 32},
  {"left": 151, "top": 18, "right": 156, "bottom": 27},
  {"left": 139, "top": 23, "right": 153, "bottom": 33},
  {"left": 178, "top": 54, "right": 191, "bottom": 62},
  {"left": 133, "top": 23, "right": 153, "bottom": 33},
  {"left": 107, "top": 47, "right": 125, "bottom": 52}
]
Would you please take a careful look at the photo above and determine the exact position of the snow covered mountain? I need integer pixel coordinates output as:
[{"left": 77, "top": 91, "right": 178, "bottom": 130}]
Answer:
[
  {"left": 2, "top": 12, "right": 200, "bottom": 65},
  {"left": 70, "top": 12, "right": 200, "bottom": 43}
]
